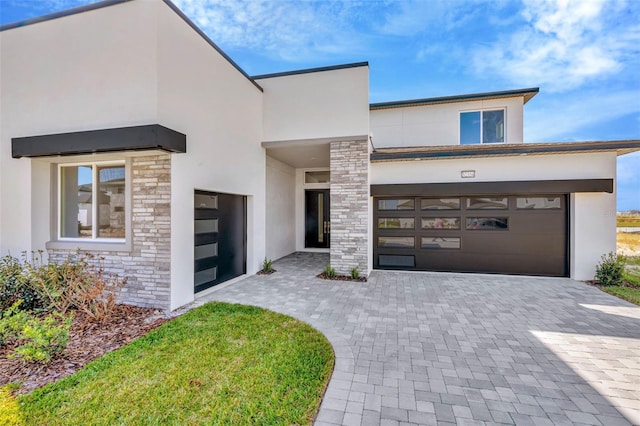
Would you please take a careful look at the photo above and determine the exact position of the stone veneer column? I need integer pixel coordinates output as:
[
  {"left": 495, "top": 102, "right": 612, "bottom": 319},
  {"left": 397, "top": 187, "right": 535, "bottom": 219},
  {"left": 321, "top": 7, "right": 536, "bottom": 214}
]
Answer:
[
  {"left": 48, "top": 154, "right": 172, "bottom": 309},
  {"left": 330, "top": 140, "right": 369, "bottom": 276}
]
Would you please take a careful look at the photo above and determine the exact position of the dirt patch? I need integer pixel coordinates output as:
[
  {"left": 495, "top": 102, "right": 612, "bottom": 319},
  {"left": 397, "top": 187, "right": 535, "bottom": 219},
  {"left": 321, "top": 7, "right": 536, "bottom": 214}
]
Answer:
[
  {"left": 0, "top": 305, "right": 168, "bottom": 395},
  {"left": 618, "top": 232, "right": 640, "bottom": 257},
  {"left": 256, "top": 269, "right": 276, "bottom": 275}
]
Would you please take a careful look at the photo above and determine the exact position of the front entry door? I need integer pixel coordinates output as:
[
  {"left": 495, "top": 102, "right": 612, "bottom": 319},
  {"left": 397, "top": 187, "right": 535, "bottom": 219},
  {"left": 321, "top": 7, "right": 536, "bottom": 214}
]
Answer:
[{"left": 305, "top": 189, "right": 330, "bottom": 248}]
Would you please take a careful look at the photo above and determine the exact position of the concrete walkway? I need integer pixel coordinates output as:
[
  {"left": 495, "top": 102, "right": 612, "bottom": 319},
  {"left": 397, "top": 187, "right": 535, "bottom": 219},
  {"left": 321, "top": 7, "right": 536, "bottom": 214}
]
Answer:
[{"left": 196, "top": 252, "right": 640, "bottom": 425}]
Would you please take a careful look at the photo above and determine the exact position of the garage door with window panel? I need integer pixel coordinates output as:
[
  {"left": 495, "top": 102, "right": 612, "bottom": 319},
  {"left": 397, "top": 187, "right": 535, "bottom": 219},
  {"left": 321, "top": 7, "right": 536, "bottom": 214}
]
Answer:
[{"left": 374, "top": 195, "right": 567, "bottom": 276}]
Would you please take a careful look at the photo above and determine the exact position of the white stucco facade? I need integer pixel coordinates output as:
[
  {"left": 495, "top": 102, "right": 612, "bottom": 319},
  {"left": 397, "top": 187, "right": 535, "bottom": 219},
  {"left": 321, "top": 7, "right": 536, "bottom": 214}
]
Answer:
[{"left": 1, "top": 0, "right": 637, "bottom": 310}]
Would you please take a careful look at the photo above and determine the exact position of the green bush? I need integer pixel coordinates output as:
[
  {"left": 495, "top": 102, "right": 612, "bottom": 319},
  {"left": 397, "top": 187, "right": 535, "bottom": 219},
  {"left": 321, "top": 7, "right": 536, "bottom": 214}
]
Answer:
[
  {"left": 324, "top": 264, "right": 336, "bottom": 279},
  {"left": 595, "top": 252, "right": 626, "bottom": 287},
  {"left": 10, "top": 312, "right": 73, "bottom": 364},
  {"left": 0, "top": 255, "right": 45, "bottom": 312},
  {"left": 0, "top": 301, "right": 29, "bottom": 347},
  {"left": 350, "top": 267, "right": 360, "bottom": 280}
]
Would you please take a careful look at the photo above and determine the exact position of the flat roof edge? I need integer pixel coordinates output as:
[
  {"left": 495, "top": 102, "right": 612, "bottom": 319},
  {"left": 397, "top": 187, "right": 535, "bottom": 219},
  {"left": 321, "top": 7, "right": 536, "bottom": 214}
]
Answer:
[
  {"left": 370, "top": 140, "right": 640, "bottom": 162},
  {"left": 370, "top": 87, "right": 540, "bottom": 110},
  {"left": 252, "top": 62, "right": 369, "bottom": 80},
  {"left": 0, "top": 0, "right": 131, "bottom": 31}
]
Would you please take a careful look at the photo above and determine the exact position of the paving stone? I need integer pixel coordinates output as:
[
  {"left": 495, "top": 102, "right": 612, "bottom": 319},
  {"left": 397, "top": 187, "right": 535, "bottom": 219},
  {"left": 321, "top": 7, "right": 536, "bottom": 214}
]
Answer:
[{"left": 198, "top": 253, "right": 638, "bottom": 426}]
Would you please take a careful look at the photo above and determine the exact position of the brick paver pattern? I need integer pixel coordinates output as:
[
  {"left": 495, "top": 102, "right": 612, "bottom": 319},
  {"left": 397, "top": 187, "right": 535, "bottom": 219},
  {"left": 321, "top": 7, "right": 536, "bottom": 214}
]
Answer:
[{"left": 195, "top": 252, "right": 640, "bottom": 425}]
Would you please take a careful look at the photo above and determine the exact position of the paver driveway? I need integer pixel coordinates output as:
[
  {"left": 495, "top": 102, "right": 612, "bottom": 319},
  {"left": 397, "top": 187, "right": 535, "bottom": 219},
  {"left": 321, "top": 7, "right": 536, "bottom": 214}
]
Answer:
[{"left": 197, "top": 253, "right": 640, "bottom": 425}]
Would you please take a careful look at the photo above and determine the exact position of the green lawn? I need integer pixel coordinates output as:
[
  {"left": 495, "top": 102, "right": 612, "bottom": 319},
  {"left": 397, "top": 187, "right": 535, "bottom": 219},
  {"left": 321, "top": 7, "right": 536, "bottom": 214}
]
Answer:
[
  {"left": 3, "top": 302, "right": 334, "bottom": 425},
  {"left": 601, "top": 285, "right": 640, "bottom": 305}
]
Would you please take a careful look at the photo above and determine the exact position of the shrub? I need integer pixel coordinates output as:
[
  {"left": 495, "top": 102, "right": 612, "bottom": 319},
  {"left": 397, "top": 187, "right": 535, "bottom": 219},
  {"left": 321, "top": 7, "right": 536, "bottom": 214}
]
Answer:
[
  {"left": 595, "top": 252, "right": 626, "bottom": 287},
  {"left": 350, "top": 268, "right": 360, "bottom": 280},
  {"left": 261, "top": 258, "right": 274, "bottom": 273},
  {"left": 324, "top": 264, "right": 336, "bottom": 279},
  {"left": 0, "top": 386, "right": 23, "bottom": 426},
  {"left": 0, "top": 301, "right": 29, "bottom": 347},
  {"left": 10, "top": 312, "right": 73, "bottom": 364},
  {"left": 27, "top": 253, "right": 127, "bottom": 322},
  {"left": 0, "top": 255, "right": 45, "bottom": 312}
]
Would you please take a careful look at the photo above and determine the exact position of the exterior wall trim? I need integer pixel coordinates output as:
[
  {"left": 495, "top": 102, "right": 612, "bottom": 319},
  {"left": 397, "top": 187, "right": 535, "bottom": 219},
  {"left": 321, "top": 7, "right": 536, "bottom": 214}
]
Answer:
[
  {"left": 12, "top": 124, "right": 186, "bottom": 158},
  {"left": 371, "top": 179, "right": 614, "bottom": 197}
]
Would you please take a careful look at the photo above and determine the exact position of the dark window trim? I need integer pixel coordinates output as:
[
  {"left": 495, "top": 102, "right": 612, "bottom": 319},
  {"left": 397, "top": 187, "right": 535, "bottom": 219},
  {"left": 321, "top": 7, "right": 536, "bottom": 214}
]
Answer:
[
  {"left": 12, "top": 124, "right": 186, "bottom": 158},
  {"left": 371, "top": 179, "right": 613, "bottom": 197}
]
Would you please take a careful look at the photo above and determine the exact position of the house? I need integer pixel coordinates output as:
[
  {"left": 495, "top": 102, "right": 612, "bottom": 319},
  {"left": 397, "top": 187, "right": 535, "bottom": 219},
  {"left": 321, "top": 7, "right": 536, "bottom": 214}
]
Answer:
[{"left": 1, "top": 0, "right": 638, "bottom": 311}]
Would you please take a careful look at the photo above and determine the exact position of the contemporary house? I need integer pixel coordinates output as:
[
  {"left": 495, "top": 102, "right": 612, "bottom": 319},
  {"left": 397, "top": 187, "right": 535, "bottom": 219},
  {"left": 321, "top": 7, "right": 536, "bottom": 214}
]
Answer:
[{"left": 1, "top": 0, "right": 638, "bottom": 311}]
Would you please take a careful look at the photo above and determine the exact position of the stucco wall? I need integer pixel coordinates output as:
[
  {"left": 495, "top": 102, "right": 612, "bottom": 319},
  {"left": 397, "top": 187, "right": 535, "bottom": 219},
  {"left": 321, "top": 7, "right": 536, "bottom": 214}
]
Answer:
[
  {"left": 370, "top": 97, "right": 524, "bottom": 148},
  {"left": 257, "top": 65, "right": 370, "bottom": 142},
  {"left": 371, "top": 151, "right": 617, "bottom": 280},
  {"left": 266, "top": 156, "right": 296, "bottom": 260},
  {"left": 0, "top": 0, "right": 159, "bottom": 256},
  {"left": 155, "top": 3, "right": 265, "bottom": 309}
]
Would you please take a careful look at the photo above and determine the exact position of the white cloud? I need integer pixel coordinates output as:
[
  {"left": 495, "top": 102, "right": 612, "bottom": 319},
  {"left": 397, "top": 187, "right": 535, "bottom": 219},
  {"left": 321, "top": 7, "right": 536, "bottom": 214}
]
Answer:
[
  {"left": 524, "top": 89, "right": 640, "bottom": 141},
  {"left": 172, "top": 0, "right": 372, "bottom": 63},
  {"left": 473, "top": 0, "right": 637, "bottom": 92}
]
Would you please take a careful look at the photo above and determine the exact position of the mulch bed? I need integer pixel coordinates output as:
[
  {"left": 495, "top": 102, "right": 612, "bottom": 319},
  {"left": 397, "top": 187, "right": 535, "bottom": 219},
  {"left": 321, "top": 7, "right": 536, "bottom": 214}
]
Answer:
[
  {"left": 1, "top": 305, "right": 168, "bottom": 395},
  {"left": 317, "top": 272, "right": 367, "bottom": 282},
  {"left": 256, "top": 269, "right": 276, "bottom": 275}
]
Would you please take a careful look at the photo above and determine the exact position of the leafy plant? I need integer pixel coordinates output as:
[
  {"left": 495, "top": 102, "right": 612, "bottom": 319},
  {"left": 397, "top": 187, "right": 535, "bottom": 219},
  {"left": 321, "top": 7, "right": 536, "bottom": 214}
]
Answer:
[
  {"left": 350, "top": 267, "right": 360, "bottom": 280},
  {"left": 0, "top": 301, "right": 29, "bottom": 347},
  {"left": 10, "top": 312, "right": 73, "bottom": 364},
  {"left": 261, "top": 257, "right": 274, "bottom": 273},
  {"left": 324, "top": 264, "right": 336, "bottom": 279},
  {"left": 0, "top": 254, "right": 45, "bottom": 312},
  {"left": 595, "top": 252, "right": 626, "bottom": 287}
]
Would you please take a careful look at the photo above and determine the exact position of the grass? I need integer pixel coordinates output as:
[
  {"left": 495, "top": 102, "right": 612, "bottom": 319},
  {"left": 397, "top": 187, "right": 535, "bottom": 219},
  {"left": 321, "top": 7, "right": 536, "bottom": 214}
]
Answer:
[
  {"left": 617, "top": 215, "right": 640, "bottom": 227},
  {"left": 601, "top": 285, "right": 640, "bottom": 305},
  {"left": 3, "top": 302, "right": 334, "bottom": 425}
]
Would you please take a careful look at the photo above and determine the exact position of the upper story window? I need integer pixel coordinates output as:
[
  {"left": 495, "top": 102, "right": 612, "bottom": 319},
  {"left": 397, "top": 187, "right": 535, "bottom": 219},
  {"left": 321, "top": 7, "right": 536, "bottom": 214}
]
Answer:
[
  {"left": 59, "top": 162, "right": 126, "bottom": 241},
  {"left": 460, "top": 109, "right": 505, "bottom": 145}
]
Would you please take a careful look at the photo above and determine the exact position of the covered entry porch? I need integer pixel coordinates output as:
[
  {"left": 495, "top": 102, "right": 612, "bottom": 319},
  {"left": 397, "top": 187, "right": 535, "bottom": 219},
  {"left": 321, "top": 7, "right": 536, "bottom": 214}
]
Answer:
[{"left": 263, "top": 137, "right": 370, "bottom": 276}]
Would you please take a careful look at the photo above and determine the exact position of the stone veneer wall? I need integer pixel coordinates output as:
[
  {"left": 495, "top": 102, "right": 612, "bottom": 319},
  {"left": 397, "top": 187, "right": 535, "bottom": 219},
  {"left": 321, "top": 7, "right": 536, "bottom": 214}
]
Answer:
[
  {"left": 330, "top": 140, "right": 369, "bottom": 275},
  {"left": 48, "top": 154, "right": 172, "bottom": 309}
]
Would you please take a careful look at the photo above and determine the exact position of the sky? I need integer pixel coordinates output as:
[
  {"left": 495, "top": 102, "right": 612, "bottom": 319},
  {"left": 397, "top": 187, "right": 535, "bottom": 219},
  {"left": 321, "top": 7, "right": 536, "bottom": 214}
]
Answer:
[{"left": 1, "top": 0, "right": 639, "bottom": 210}]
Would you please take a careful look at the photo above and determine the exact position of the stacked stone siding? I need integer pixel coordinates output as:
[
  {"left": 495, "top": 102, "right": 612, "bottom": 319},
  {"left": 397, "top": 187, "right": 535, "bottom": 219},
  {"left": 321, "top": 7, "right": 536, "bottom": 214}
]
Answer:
[
  {"left": 48, "top": 154, "right": 172, "bottom": 309},
  {"left": 330, "top": 140, "right": 369, "bottom": 275}
]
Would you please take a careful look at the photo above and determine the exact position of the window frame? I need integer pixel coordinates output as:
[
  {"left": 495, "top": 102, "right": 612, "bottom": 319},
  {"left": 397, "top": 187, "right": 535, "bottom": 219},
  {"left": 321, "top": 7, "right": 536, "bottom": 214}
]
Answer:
[
  {"left": 459, "top": 108, "right": 506, "bottom": 145},
  {"left": 57, "top": 160, "right": 127, "bottom": 243}
]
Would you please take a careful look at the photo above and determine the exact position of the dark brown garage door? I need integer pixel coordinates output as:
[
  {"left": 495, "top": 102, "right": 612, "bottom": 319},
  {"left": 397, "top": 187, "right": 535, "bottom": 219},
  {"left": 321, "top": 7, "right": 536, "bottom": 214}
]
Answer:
[{"left": 374, "top": 195, "right": 567, "bottom": 277}]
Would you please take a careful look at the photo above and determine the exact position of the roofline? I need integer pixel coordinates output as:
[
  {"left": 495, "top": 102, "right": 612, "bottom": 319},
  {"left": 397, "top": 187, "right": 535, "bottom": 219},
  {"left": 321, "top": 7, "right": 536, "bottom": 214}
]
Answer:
[
  {"left": 251, "top": 62, "right": 369, "bottom": 80},
  {"left": 370, "top": 140, "right": 640, "bottom": 162},
  {"left": 370, "top": 87, "right": 540, "bottom": 110},
  {"left": 0, "top": 0, "right": 131, "bottom": 31},
  {"left": 0, "top": 0, "right": 263, "bottom": 92}
]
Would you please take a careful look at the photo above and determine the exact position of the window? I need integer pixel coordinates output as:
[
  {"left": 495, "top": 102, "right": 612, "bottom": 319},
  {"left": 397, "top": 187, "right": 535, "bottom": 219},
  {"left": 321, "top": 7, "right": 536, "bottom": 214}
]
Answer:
[
  {"left": 467, "top": 197, "right": 508, "bottom": 209},
  {"left": 421, "top": 198, "right": 460, "bottom": 210},
  {"left": 378, "top": 199, "right": 415, "bottom": 210},
  {"left": 305, "top": 171, "right": 330, "bottom": 184},
  {"left": 378, "top": 237, "right": 415, "bottom": 248},
  {"left": 466, "top": 217, "right": 508, "bottom": 230},
  {"left": 378, "top": 218, "right": 415, "bottom": 229},
  {"left": 517, "top": 197, "right": 561, "bottom": 209},
  {"left": 421, "top": 217, "right": 460, "bottom": 229},
  {"left": 59, "top": 162, "right": 125, "bottom": 240},
  {"left": 460, "top": 109, "right": 505, "bottom": 144},
  {"left": 421, "top": 237, "right": 461, "bottom": 249}
]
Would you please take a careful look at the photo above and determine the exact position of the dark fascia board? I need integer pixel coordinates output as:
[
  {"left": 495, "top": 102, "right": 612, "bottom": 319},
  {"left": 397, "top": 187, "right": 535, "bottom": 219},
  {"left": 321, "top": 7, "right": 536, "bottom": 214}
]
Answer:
[
  {"left": 251, "top": 62, "right": 369, "bottom": 80},
  {"left": 12, "top": 124, "right": 186, "bottom": 158},
  {"left": 0, "top": 0, "right": 263, "bottom": 92},
  {"left": 370, "top": 140, "right": 640, "bottom": 162},
  {"left": 0, "top": 0, "right": 130, "bottom": 31},
  {"left": 370, "top": 87, "right": 540, "bottom": 110},
  {"left": 371, "top": 179, "right": 614, "bottom": 197}
]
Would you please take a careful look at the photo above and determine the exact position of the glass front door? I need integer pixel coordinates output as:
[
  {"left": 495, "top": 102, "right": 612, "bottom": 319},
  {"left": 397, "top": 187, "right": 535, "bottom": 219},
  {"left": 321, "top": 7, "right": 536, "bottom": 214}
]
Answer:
[{"left": 305, "top": 189, "right": 330, "bottom": 248}]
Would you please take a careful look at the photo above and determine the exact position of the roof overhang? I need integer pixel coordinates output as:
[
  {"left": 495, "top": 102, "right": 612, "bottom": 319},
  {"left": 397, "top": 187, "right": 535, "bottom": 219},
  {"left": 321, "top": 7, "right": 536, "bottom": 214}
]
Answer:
[
  {"left": 370, "top": 140, "right": 640, "bottom": 162},
  {"left": 370, "top": 88, "right": 540, "bottom": 111},
  {"left": 371, "top": 179, "right": 614, "bottom": 197},
  {"left": 12, "top": 124, "right": 186, "bottom": 158}
]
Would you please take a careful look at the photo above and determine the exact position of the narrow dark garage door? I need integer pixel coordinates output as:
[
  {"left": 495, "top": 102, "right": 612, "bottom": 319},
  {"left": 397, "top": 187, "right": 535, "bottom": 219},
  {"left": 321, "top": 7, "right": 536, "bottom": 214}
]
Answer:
[
  {"left": 194, "top": 190, "right": 246, "bottom": 293},
  {"left": 374, "top": 195, "right": 567, "bottom": 277}
]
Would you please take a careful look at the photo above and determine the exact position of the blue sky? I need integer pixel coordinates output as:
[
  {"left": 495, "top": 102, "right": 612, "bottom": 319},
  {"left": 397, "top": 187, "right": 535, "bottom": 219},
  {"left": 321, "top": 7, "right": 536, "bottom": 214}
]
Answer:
[{"left": 2, "top": 0, "right": 639, "bottom": 210}]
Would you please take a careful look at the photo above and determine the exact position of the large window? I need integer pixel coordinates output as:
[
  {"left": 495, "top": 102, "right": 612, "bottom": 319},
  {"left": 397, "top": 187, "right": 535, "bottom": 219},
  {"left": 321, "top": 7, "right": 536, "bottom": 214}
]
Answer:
[
  {"left": 59, "top": 162, "right": 126, "bottom": 240},
  {"left": 460, "top": 109, "right": 505, "bottom": 144}
]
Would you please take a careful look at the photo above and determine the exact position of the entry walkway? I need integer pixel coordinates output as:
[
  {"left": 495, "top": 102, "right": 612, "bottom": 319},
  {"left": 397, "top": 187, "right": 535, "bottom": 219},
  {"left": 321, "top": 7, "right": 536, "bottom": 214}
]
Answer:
[{"left": 197, "top": 252, "right": 640, "bottom": 425}]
